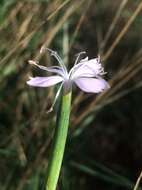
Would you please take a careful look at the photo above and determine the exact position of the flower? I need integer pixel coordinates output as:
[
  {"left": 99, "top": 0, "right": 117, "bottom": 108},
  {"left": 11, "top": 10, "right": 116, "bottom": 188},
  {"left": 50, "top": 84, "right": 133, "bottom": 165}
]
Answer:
[
  {"left": 27, "top": 47, "right": 110, "bottom": 112},
  {"left": 27, "top": 48, "right": 110, "bottom": 111},
  {"left": 27, "top": 47, "right": 110, "bottom": 94}
]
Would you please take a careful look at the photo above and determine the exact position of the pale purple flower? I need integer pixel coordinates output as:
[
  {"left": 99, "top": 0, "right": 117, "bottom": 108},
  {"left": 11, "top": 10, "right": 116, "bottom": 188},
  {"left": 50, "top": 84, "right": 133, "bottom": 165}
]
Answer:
[{"left": 27, "top": 48, "right": 110, "bottom": 94}]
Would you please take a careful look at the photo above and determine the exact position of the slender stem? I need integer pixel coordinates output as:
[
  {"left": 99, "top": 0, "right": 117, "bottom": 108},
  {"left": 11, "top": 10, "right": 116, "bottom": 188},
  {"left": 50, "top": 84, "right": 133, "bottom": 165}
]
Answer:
[{"left": 45, "top": 91, "right": 72, "bottom": 190}]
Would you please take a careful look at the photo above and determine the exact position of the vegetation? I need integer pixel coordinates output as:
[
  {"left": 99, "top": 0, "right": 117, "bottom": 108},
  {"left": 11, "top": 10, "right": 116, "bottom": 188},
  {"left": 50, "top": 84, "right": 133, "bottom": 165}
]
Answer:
[{"left": 0, "top": 0, "right": 142, "bottom": 189}]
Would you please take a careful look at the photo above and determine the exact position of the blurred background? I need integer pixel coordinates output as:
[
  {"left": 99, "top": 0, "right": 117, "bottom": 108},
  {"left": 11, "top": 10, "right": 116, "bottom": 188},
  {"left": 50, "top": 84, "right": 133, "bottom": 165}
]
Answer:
[{"left": 0, "top": 0, "right": 142, "bottom": 189}]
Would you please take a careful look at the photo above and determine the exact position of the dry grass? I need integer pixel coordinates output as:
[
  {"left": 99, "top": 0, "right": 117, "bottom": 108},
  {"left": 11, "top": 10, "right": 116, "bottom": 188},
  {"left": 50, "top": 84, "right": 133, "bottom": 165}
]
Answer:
[{"left": 0, "top": 0, "right": 142, "bottom": 189}]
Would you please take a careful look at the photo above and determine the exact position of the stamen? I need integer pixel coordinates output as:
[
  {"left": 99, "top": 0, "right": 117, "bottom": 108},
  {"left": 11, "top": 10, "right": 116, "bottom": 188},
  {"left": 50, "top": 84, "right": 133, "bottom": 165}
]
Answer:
[
  {"left": 46, "top": 83, "right": 63, "bottom": 113},
  {"left": 69, "top": 51, "right": 86, "bottom": 78},
  {"left": 28, "top": 60, "right": 39, "bottom": 66},
  {"left": 74, "top": 51, "right": 86, "bottom": 66},
  {"left": 97, "top": 55, "right": 101, "bottom": 63},
  {"left": 40, "top": 46, "right": 68, "bottom": 77},
  {"left": 28, "top": 60, "right": 50, "bottom": 72}
]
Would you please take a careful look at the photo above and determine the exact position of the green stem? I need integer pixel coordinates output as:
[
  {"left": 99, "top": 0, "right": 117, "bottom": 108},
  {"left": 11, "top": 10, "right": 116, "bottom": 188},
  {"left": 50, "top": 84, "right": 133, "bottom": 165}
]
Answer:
[{"left": 46, "top": 91, "right": 72, "bottom": 190}]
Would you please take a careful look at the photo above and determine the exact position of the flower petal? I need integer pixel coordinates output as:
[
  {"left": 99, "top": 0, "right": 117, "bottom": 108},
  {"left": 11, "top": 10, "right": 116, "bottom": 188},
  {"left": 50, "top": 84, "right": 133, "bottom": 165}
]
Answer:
[
  {"left": 29, "top": 60, "right": 65, "bottom": 77},
  {"left": 27, "top": 76, "right": 63, "bottom": 87},
  {"left": 71, "top": 57, "right": 104, "bottom": 79},
  {"left": 80, "top": 56, "right": 88, "bottom": 62},
  {"left": 45, "top": 66, "right": 65, "bottom": 77},
  {"left": 82, "top": 58, "right": 103, "bottom": 75},
  {"left": 74, "top": 77, "right": 110, "bottom": 93},
  {"left": 71, "top": 64, "right": 95, "bottom": 79}
]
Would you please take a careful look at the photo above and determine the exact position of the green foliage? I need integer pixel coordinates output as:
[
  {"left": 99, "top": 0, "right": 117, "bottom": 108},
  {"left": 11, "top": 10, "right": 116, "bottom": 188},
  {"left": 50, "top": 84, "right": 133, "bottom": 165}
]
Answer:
[{"left": 0, "top": 0, "right": 142, "bottom": 189}]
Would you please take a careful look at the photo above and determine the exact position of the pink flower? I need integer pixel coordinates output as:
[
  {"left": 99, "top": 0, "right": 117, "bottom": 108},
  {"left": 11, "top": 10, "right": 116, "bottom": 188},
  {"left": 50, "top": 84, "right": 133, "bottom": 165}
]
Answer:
[{"left": 27, "top": 48, "right": 110, "bottom": 93}]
